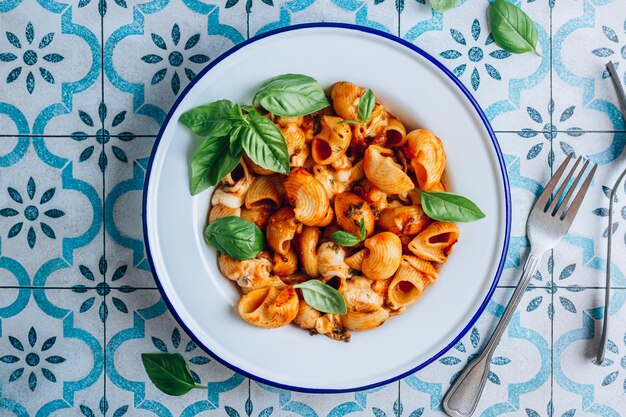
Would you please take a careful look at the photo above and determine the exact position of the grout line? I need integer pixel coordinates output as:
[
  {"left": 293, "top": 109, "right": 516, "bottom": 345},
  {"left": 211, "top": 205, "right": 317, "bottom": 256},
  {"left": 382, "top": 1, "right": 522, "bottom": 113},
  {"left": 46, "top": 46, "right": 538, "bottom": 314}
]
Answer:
[
  {"left": 101, "top": 10, "right": 108, "bottom": 414},
  {"left": 0, "top": 286, "right": 161, "bottom": 290},
  {"left": 0, "top": 134, "right": 158, "bottom": 138},
  {"left": 397, "top": 379, "right": 401, "bottom": 411},
  {"left": 493, "top": 130, "right": 626, "bottom": 134},
  {"left": 549, "top": 3, "right": 555, "bottom": 406}
]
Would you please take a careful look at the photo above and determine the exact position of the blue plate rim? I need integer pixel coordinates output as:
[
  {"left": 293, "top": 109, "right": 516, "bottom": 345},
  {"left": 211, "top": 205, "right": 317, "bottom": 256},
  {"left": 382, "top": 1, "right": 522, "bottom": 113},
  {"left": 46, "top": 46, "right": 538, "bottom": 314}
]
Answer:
[{"left": 142, "top": 22, "right": 512, "bottom": 394}]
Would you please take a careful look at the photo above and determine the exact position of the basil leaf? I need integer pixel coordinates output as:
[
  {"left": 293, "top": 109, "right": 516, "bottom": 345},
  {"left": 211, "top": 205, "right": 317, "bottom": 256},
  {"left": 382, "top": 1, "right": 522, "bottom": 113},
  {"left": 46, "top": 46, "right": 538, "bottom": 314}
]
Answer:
[
  {"left": 488, "top": 0, "right": 541, "bottom": 56},
  {"left": 331, "top": 230, "right": 362, "bottom": 247},
  {"left": 179, "top": 99, "right": 242, "bottom": 137},
  {"left": 337, "top": 119, "right": 364, "bottom": 125},
  {"left": 254, "top": 74, "right": 330, "bottom": 117},
  {"left": 229, "top": 125, "right": 243, "bottom": 157},
  {"left": 141, "top": 353, "right": 204, "bottom": 396},
  {"left": 429, "top": 0, "right": 459, "bottom": 12},
  {"left": 204, "top": 216, "right": 265, "bottom": 260},
  {"left": 191, "top": 136, "right": 242, "bottom": 195},
  {"left": 239, "top": 114, "right": 290, "bottom": 174},
  {"left": 294, "top": 280, "right": 347, "bottom": 315},
  {"left": 420, "top": 190, "right": 486, "bottom": 222},
  {"left": 357, "top": 89, "right": 375, "bottom": 123},
  {"left": 359, "top": 218, "right": 366, "bottom": 240}
]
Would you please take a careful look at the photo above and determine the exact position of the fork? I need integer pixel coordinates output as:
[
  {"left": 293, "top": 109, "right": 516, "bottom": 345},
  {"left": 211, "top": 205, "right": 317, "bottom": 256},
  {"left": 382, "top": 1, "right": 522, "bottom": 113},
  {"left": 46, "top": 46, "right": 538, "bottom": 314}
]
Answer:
[{"left": 442, "top": 153, "right": 597, "bottom": 417}]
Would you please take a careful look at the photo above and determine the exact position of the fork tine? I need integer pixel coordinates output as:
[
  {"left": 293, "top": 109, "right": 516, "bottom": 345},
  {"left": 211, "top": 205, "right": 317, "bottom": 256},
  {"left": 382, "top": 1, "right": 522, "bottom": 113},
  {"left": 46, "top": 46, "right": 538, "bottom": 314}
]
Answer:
[
  {"left": 547, "top": 156, "right": 582, "bottom": 215},
  {"left": 561, "top": 163, "right": 598, "bottom": 222},
  {"left": 535, "top": 153, "right": 574, "bottom": 210}
]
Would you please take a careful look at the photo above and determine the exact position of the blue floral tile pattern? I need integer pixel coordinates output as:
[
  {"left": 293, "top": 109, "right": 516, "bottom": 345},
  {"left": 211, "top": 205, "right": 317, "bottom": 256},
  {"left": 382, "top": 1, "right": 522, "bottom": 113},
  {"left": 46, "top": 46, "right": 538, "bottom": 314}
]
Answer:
[{"left": 1, "top": 0, "right": 626, "bottom": 415}]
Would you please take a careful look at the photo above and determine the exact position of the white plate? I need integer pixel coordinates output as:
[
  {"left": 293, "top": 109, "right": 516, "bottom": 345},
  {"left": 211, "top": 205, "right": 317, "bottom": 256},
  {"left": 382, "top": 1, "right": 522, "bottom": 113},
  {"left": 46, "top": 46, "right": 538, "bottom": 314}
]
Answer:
[{"left": 144, "top": 23, "right": 511, "bottom": 392}]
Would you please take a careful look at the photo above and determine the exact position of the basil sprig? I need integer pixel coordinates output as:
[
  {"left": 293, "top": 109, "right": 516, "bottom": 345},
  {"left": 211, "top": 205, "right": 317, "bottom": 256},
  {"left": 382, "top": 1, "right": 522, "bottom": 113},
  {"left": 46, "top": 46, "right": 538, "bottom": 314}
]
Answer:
[
  {"left": 429, "top": 0, "right": 460, "bottom": 13},
  {"left": 339, "top": 89, "right": 375, "bottom": 125},
  {"left": 141, "top": 353, "right": 207, "bottom": 396},
  {"left": 204, "top": 216, "right": 265, "bottom": 260},
  {"left": 254, "top": 74, "right": 330, "bottom": 117},
  {"left": 179, "top": 99, "right": 241, "bottom": 138},
  {"left": 419, "top": 190, "right": 486, "bottom": 222},
  {"left": 331, "top": 219, "right": 366, "bottom": 247},
  {"left": 294, "top": 280, "right": 347, "bottom": 315},
  {"left": 488, "top": 0, "right": 541, "bottom": 56}
]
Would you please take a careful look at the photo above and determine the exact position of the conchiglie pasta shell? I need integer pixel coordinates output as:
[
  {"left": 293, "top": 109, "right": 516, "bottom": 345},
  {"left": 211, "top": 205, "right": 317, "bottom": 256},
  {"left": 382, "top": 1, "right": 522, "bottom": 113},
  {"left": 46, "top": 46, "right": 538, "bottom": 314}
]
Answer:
[
  {"left": 243, "top": 153, "right": 274, "bottom": 176},
  {"left": 345, "top": 248, "right": 367, "bottom": 271},
  {"left": 334, "top": 192, "right": 375, "bottom": 237},
  {"left": 384, "top": 118, "right": 407, "bottom": 147},
  {"left": 280, "top": 123, "right": 306, "bottom": 158},
  {"left": 238, "top": 286, "right": 299, "bottom": 328},
  {"left": 266, "top": 207, "right": 301, "bottom": 255},
  {"left": 272, "top": 248, "right": 298, "bottom": 277},
  {"left": 362, "top": 232, "right": 402, "bottom": 280},
  {"left": 376, "top": 205, "right": 430, "bottom": 236},
  {"left": 240, "top": 204, "right": 274, "bottom": 230},
  {"left": 284, "top": 168, "right": 333, "bottom": 226},
  {"left": 364, "top": 145, "right": 414, "bottom": 194},
  {"left": 245, "top": 175, "right": 285, "bottom": 209},
  {"left": 387, "top": 259, "right": 431, "bottom": 310},
  {"left": 312, "top": 116, "right": 352, "bottom": 165},
  {"left": 275, "top": 116, "right": 304, "bottom": 127},
  {"left": 312, "top": 164, "right": 346, "bottom": 201},
  {"left": 403, "top": 255, "right": 438, "bottom": 283},
  {"left": 331, "top": 81, "right": 364, "bottom": 120},
  {"left": 404, "top": 129, "right": 445, "bottom": 190},
  {"left": 296, "top": 226, "right": 321, "bottom": 278},
  {"left": 408, "top": 221, "right": 459, "bottom": 263},
  {"left": 208, "top": 204, "right": 241, "bottom": 223},
  {"left": 341, "top": 307, "right": 389, "bottom": 331}
]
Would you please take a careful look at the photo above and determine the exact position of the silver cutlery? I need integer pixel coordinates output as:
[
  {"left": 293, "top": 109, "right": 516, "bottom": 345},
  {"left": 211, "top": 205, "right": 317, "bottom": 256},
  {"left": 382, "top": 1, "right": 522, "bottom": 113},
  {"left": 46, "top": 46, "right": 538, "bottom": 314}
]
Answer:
[
  {"left": 597, "top": 61, "right": 626, "bottom": 365},
  {"left": 442, "top": 153, "right": 597, "bottom": 417}
]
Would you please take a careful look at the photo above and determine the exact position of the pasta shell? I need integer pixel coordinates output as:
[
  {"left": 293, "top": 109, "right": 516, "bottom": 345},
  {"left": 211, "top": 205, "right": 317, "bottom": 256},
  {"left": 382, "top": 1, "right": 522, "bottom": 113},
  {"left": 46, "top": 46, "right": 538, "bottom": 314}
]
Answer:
[
  {"left": 266, "top": 207, "right": 301, "bottom": 255},
  {"left": 341, "top": 307, "right": 389, "bottom": 331},
  {"left": 280, "top": 123, "right": 306, "bottom": 162},
  {"left": 245, "top": 174, "right": 285, "bottom": 209},
  {"left": 377, "top": 205, "right": 430, "bottom": 236},
  {"left": 403, "top": 255, "right": 438, "bottom": 283},
  {"left": 384, "top": 118, "right": 407, "bottom": 147},
  {"left": 404, "top": 129, "right": 445, "bottom": 191},
  {"left": 279, "top": 271, "right": 308, "bottom": 286},
  {"left": 208, "top": 204, "right": 241, "bottom": 223},
  {"left": 243, "top": 153, "right": 275, "bottom": 176},
  {"left": 296, "top": 226, "right": 321, "bottom": 278},
  {"left": 345, "top": 248, "right": 367, "bottom": 271},
  {"left": 317, "top": 242, "right": 351, "bottom": 280},
  {"left": 362, "top": 232, "right": 402, "bottom": 280},
  {"left": 408, "top": 221, "right": 459, "bottom": 263},
  {"left": 387, "top": 258, "right": 431, "bottom": 310},
  {"left": 275, "top": 116, "right": 304, "bottom": 127},
  {"left": 312, "top": 116, "right": 352, "bottom": 165},
  {"left": 284, "top": 168, "right": 333, "bottom": 226},
  {"left": 352, "top": 179, "right": 389, "bottom": 215},
  {"left": 238, "top": 286, "right": 299, "bottom": 328},
  {"left": 240, "top": 204, "right": 274, "bottom": 230},
  {"left": 334, "top": 192, "right": 376, "bottom": 237},
  {"left": 312, "top": 164, "right": 347, "bottom": 201},
  {"left": 364, "top": 145, "right": 415, "bottom": 194},
  {"left": 272, "top": 248, "right": 298, "bottom": 277},
  {"left": 331, "top": 81, "right": 364, "bottom": 120}
]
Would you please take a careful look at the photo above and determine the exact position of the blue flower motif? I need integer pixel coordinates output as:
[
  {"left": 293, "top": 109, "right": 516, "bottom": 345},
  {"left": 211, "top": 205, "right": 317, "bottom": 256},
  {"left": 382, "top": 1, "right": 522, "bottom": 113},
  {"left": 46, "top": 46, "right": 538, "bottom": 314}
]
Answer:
[
  {"left": 592, "top": 333, "right": 626, "bottom": 393},
  {"left": 439, "top": 19, "right": 511, "bottom": 91},
  {"left": 77, "top": 0, "right": 127, "bottom": 17},
  {"left": 594, "top": 20, "right": 626, "bottom": 83},
  {"left": 0, "top": 177, "right": 65, "bottom": 249},
  {"left": 71, "top": 255, "right": 133, "bottom": 323},
  {"left": 525, "top": 401, "right": 574, "bottom": 417},
  {"left": 372, "top": 399, "right": 421, "bottom": 417},
  {"left": 439, "top": 327, "right": 510, "bottom": 385},
  {"left": 141, "top": 24, "right": 210, "bottom": 95},
  {"left": 150, "top": 328, "right": 211, "bottom": 384},
  {"left": 1, "top": 22, "right": 64, "bottom": 94},
  {"left": 593, "top": 181, "right": 626, "bottom": 240},
  {"left": 223, "top": 400, "right": 273, "bottom": 417},
  {"left": 79, "top": 397, "right": 128, "bottom": 417},
  {"left": 0, "top": 327, "right": 66, "bottom": 391},
  {"left": 70, "top": 102, "right": 135, "bottom": 172},
  {"left": 525, "top": 254, "right": 582, "bottom": 320},
  {"left": 519, "top": 100, "right": 583, "bottom": 168}
]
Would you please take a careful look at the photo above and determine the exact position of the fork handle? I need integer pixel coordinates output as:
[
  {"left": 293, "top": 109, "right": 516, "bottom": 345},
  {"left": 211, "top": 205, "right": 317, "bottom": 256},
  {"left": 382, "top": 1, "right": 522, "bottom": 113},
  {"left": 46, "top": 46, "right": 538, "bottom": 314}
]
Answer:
[{"left": 442, "top": 251, "right": 543, "bottom": 417}]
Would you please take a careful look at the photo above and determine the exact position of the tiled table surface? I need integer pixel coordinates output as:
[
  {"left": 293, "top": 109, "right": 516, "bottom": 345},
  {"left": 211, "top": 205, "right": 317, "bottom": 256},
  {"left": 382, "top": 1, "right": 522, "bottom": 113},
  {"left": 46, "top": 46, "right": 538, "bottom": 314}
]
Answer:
[{"left": 1, "top": 0, "right": 626, "bottom": 415}]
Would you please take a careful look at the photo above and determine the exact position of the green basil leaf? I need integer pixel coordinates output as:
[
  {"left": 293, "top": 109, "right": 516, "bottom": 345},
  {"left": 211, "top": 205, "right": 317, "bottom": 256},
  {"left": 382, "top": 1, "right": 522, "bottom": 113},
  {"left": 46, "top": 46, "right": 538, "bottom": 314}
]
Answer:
[
  {"left": 294, "top": 280, "right": 347, "bottom": 315},
  {"left": 357, "top": 89, "right": 375, "bottom": 123},
  {"left": 204, "top": 216, "right": 265, "bottom": 260},
  {"left": 254, "top": 74, "right": 330, "bottom": 117},
  {"left": 359, "top": 218, "right": 366, "bottom": 240},
  {"left": 337, "top": 119, "right": 364, "bottom": 125},
  {"left": 179, "top": 99, "right": 242, "bottom": 137},
  {"left": 239, "top": 114, "right": 290, "bottom": 174},
  {"left": 420, "top": 190, "right": 486, "bottom": 222},
  {"left": 191, "top": 136, "right": 242, "bottom": 195},
  {"left": 488, "top": 0, "right": 541, "bottom": 56},
  {"left": 229, "top": 125, "right": 243, "bottom": 157},
  {"left": 141, "top": 353, "right": 204, "bottom": 396},
  {"left": 429, "top": 0, "right": 459, "bottom": 12},
  {"left": 332, "top": 230, "right": 362, "bottom": 247}
]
